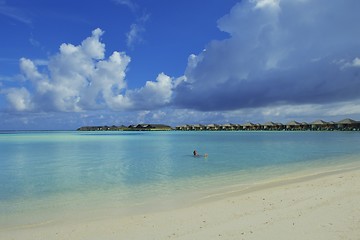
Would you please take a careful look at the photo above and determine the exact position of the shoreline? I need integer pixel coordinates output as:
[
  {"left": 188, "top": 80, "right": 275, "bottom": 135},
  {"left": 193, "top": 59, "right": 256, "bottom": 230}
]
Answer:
[
  {"left": 195, "top": 161, "right": 360, "bottom": 203},
  {"left": 1, "top": 159, "right": 359, "bottom": 239}
]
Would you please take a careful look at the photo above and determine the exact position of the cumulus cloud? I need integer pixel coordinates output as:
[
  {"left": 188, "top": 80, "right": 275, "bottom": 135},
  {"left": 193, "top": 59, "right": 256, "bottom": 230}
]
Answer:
[
  {"left": 126, "top": 73, "right": 174, "bottom": 109},
  {"left": 5, "top": 87, "right": 33, "bottom": 111},
  {"left": 3, "top": 0, "right": 360, "bottom": 127},
  {"left": 3, "top": 28, "right": 174, "bottom": 112},
  {"left": 173, "top": 0, "right": 360, "bottom": 111}
]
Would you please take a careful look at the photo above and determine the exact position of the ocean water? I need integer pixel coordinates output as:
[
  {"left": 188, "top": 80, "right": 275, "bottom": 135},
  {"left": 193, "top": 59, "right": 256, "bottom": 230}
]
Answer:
[{"left": 1, "top": 131, "right": 360, "bottom": 226}]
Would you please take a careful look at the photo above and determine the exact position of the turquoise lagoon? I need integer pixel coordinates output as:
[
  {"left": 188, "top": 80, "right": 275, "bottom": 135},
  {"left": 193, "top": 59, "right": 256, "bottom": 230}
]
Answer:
[{"left": 1, "top": 131, "right": 360, "bottom": 226}]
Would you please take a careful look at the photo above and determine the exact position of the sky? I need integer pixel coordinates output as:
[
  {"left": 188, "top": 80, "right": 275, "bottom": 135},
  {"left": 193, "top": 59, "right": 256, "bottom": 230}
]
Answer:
[{"left": 1, "top": 0, "right": 360, "bottom": 130}]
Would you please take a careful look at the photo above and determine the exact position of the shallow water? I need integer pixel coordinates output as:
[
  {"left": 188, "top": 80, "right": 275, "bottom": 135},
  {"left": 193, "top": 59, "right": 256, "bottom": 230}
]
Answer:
[{"left": 1, "top": 131, "right": 359, "bottom": 226}]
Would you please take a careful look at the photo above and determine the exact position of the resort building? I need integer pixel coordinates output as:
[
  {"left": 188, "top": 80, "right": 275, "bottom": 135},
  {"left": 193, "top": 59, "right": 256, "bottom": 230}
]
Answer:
[
  {"left": 77, "top": 119, "right": 360, "bottom": 132},
  {"left": 206, "top": 124, "right": 220, "bottom": 131},
  {"left": 336, "top": 118, "right": 360, "bottom": 131},
  {"left": 242, "top": 122, "right": 257, "bottom": 131},
  {"left": 174, "top": 119, "right": 359, "bottom": 131},
  {"left": 310, "top": 120, "right": 334, "bottom": 131},
  {"left": 285, "top": 121, "right": 303, "bottom": 131}
]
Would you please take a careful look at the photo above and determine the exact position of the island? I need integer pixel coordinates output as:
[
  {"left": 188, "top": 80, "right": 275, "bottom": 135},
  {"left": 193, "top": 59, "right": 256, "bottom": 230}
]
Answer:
[{"left": 77, "top": 124, "right": 173, "bottom": 131}]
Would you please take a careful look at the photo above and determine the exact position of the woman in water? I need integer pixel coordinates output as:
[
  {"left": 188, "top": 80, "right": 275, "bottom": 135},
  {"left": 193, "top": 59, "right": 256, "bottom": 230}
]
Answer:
[{"left": 193, "top": 150, "right": 208, "bottom": 158}]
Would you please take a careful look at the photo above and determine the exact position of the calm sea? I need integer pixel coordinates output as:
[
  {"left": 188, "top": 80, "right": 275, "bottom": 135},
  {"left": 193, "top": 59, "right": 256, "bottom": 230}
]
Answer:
[{"left": 1, "top": 131, "right": 359, "bottom": 227}]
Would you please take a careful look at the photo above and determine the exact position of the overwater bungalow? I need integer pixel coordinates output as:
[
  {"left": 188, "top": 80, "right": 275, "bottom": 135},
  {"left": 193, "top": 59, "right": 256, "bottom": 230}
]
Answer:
[
  {"left": 336, "top": 118, "right": 360, "bottom": 131},
  {"left": 310, "top": 120, "right": 334, "bottom": 131},
  {"left": 233, "top": 124, "right": 242, "bottom": 130},
  {"left": 301, "top": 122, "right": 310, "bottom": 130},
  {"left": 78, "top": 118, "right": 360, "bottom": 132},
  {"left": 242, "top": 122, "right": 259, "bottom": 131},
  {"left": 176, "top": 125, "right": 190, "bottom": 131},
  {"left": 206, "top": 124, "right": 220, "bottom": 131},
  {"left": 191, "top": 124, "right": 206, "bottom": 131},
  {"left": 221, "top": 123, "right": 238, "bottom": 130},
  {"left": 276, "top": 123, "right": 284, "bottom": 130},
  {"left": 285, "top": 121, "right": 302, "bottom": 131},
  {"left": 262, "top": 122, "right": 278, "bottom": 130}
]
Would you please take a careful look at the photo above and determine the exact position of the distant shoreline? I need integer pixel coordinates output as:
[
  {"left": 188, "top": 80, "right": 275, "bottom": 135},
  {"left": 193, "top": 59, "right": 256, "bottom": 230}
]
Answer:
[{"left": 77, "top": 118, "right": 360, "bottom": 131}]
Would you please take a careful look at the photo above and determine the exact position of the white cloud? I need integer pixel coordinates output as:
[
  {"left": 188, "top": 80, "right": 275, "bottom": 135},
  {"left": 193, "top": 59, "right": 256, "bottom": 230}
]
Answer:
[
  {"left": 5, "top": 28, "right": 131, "bottom": 112},
  {"left": 126, "top": 13, "right": 149, "bottom": 49},
  {"left": 80, "top": 51, "right": 131, "bottom": 110},
  {"left": 81, "top": 28, "right": 105, "bottom": 59},
  {"left": 339, "top": 57, "right": 360, "bottom": 69},
  {"left": 112, "top": 0, "right": 148, "bottom": 49},
  {"left": 253, "top": 0, "right": 280, "bottom": 11},
  {"left": 353, "top": 58, "right": 360, "bottom": 67},
  {"left": 125, "top": 73, "right": 174, "bottom": 109},
  {"left": 3, "top": 28, "right": 176, "bottom": 113},
  {"left": 126, "top": 23, "right": 144, "bottom": 48},
  {"left": 5, "top": 87, "right": 33, "bottom": 111},
  {"left": 20, "top": 58, "right": 44, "bottom": 81}
]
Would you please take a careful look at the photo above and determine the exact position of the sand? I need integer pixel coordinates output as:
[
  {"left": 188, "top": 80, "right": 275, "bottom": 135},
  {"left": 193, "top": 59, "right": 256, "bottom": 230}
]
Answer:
[{"left": 1, "top": 163, "right": 360, "bottom": 240}]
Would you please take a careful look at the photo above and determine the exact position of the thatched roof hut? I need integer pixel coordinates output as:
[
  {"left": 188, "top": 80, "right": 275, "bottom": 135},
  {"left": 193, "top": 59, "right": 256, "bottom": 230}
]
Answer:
[
  {"left": 337, "top": 118, "right": 357, "bottom": 124},
  {"left": 176, "top": 125, "right": 191, "bottom": 130},
  {"left": 191, "top": 124, "right": 205, "bottom": 130},
  {"left": 206, "top": 124, "right": 220, "bottom": 130},
  {"left": 285, "top": 121, "right": 302, "bottom": 130},
  {"left": 242, "top": 122, "right": 255, "bottom": 127},
  {"left": 286, "top": 120, "right": 301, "bottom": 126},
  {"left": 262, "top": 122, "right": 281, "bottom": 130},
  {"left": 263, "top": 121, "right": 276, "bottom": 126},
  {"left": 311, "top": 120, "right": 328, "bottom": 125},
  {"left": 221, "top": 123, "right": 238, "bottom": 130},
  {"left": 242, "top": 122, "right": 260, "bottom": 130},
  {"left": 336, "top": 118, "right": 360, "bottom": 130},
  {"left": 310, "top": 120, "right": 334, "bottom": 130}
]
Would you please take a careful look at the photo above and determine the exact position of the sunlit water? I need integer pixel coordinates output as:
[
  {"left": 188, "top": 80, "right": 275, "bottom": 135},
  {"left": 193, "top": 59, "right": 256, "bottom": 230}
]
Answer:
[{"left": 1, "top": 131, "right": 359, "bottom": 227}]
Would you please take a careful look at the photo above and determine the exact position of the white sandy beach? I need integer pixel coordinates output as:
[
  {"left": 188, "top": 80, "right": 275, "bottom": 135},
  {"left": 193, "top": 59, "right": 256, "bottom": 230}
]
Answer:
[{"left": 1, "top": 163, "right": 360, "bottom": 240}]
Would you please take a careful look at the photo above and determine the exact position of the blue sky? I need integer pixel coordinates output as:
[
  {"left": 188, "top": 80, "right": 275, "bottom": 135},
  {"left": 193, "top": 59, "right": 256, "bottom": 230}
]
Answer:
[{"left": 1, "top": 0, "right": 360, "bottom": 130}]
